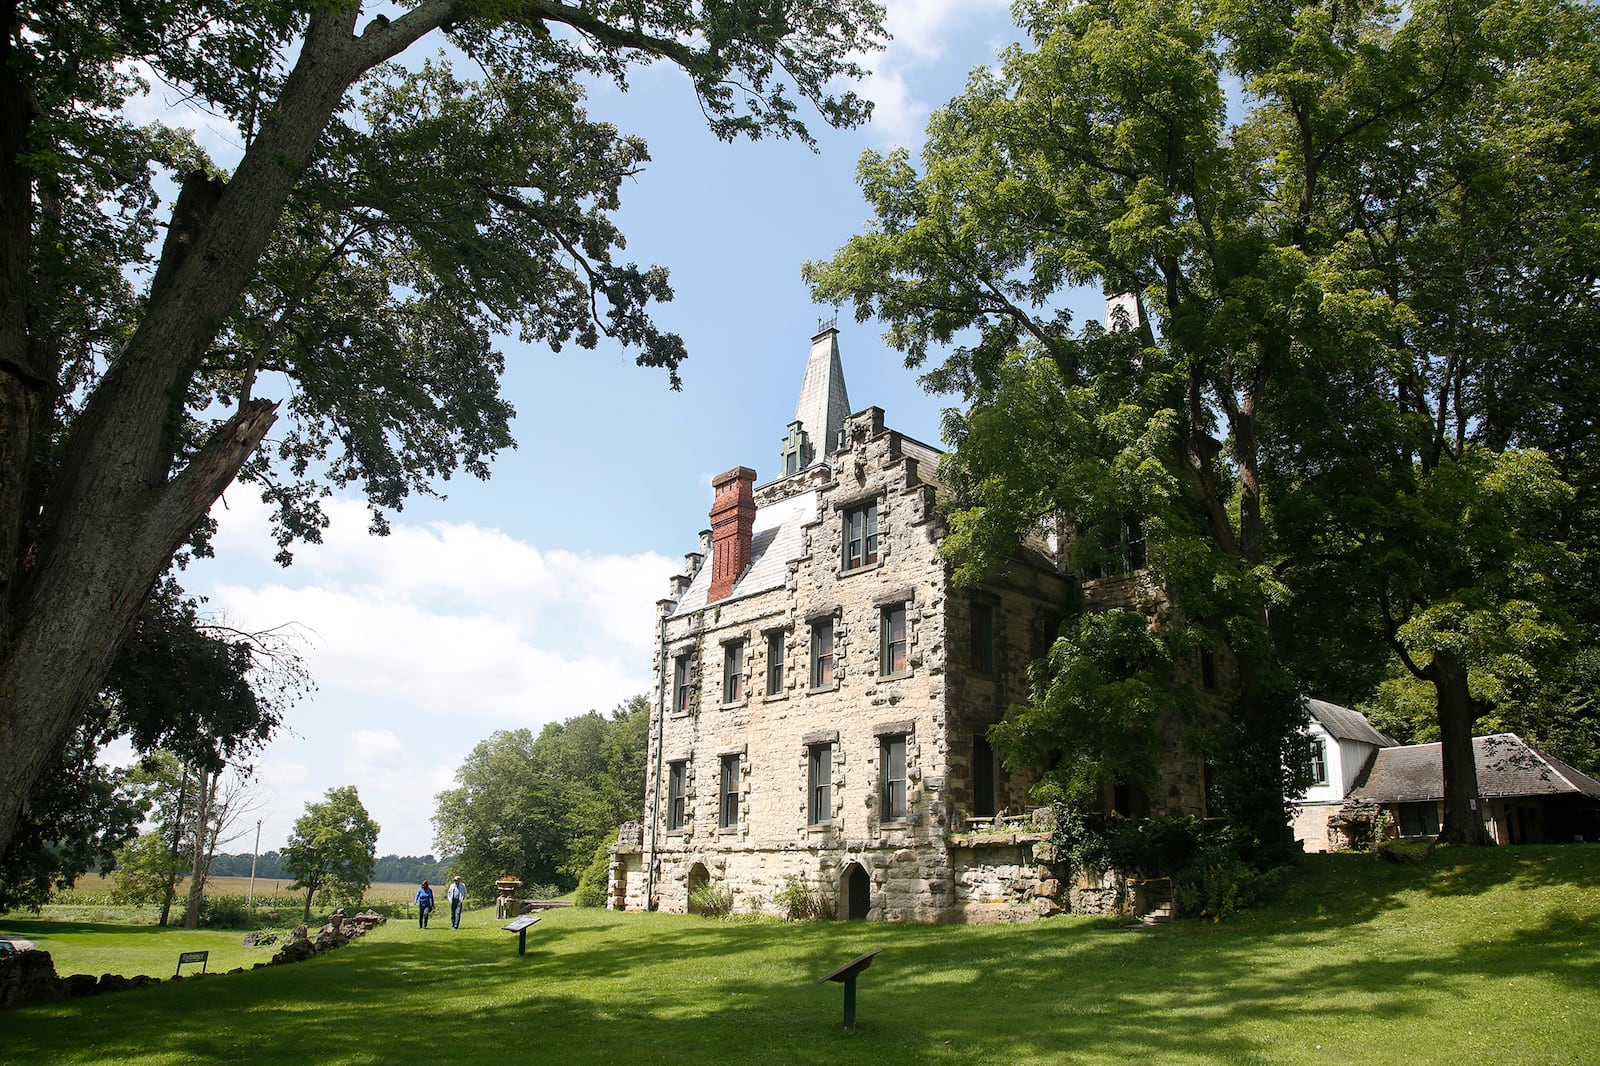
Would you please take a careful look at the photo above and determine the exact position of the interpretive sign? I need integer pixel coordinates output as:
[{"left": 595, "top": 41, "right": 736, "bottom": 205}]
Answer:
[
  {"left": 817, "top": 949, "right": 881, "bottom": 1031},
  {"left": 502, "top": 914, "right": 542, "bottom": 956}
]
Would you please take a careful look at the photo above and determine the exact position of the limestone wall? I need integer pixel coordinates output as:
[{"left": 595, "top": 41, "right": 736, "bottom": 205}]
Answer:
[{"left": 618, "top": 410, "right": 1078, "bottom": 922}]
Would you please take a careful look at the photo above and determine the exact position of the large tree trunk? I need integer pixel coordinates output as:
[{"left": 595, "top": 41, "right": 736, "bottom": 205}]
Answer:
[
  {"left": 158, "top": 767, "right": 190, "bottom": 928},
  {"left": 1432, "top": 651, "right": 1489, "bottom": 844},
  {"left": 0, "top": 6, "right": 448, "bottom": 865},
  {"left": 183, "top": 767, "right": 215, "bottom": 930}
]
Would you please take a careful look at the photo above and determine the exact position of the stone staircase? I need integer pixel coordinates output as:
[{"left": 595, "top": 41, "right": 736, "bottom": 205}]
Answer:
[{"left": 1126, "top": 877, "right": 1175, "bottom": 925}]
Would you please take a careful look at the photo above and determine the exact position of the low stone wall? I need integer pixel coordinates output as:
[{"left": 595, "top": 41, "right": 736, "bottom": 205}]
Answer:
[{"left": 0, "top": 909, "right": 388, "bottom": 1012}]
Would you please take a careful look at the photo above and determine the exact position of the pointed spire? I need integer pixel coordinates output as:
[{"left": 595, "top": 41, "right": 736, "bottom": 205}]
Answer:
[{"left": 782, "top": 320, "right": 850, "bottom": 476}]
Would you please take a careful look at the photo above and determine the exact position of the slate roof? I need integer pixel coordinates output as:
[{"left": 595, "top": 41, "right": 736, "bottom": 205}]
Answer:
[
  {"left": 1306, "top": 698, "right": 1399, "bottom": 748},
  {"left": 670, "top": 490, "right": 817, "bottom": 616},
  {"left": 1351, "top": 733, "right": 1600, "bottom": 804},
  {"left": 792, "top": 327, "right": 850, "bottom": 471}
]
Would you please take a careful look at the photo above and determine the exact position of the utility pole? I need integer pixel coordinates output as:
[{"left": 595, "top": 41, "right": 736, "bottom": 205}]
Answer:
[{"left": 248, "top": 819, "right": 262, "bottom": 907}]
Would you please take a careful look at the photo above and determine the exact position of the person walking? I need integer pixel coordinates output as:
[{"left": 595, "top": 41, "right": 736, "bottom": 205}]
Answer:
[
  {"left": 415, "top": 880, "right": 435, "bottom": 929},
  {"left": 448, "top": 876, "right": 467, "bottom": 929}
]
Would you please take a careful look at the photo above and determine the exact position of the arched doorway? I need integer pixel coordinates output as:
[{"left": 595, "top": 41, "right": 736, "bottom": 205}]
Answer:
[
  {"left": 840, "top": 863, "right": 871, "bottom": 920},
  {"left": 686, "top": 863, "right": 710, "bottom": 914}
]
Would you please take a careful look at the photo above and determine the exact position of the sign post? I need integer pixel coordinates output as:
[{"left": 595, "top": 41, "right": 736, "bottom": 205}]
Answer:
[
  {"left": 176, "top": 950, "right": 209, "bottom": 976},
  {"left": 817, "top": 949, "right": 881, "bottom": 1031},
  {"left": 501, "top": 914, "right": 541, "bottom": 956}
]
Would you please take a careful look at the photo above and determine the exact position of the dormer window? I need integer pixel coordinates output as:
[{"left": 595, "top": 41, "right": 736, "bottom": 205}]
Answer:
[{"left": 780, "top": 420, "right": 810, "bottom": 477}]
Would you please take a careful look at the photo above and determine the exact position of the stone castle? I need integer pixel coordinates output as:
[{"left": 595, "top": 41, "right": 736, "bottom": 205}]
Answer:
[{"left": 608, "top": 326, "right": 1215, "bottom": 922}]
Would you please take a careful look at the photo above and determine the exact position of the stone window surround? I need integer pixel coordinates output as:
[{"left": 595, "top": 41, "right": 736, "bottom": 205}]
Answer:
[
  {"left": 717, "top": 745, "right": 747, "bottom": 833},
  {"left": 669, "top": 646, "right": 697, "bottom": 717},
  {"left": 763, "top": 626, "right": 788, "bottom": 701},
  {"left": 803, "top": 729, "right": 839, "bottom": 829},
  {"left": 874, "top": 589, "right": 915, "bottom": 680},
  {"left": 877, "top": 730, "right": 911, "bottom": 824},
  {"left": 837, "top": 493, "right": 882, "bottom": 575},
  {"left": 806, "top": 610, "right": 840, "bottom": 692},
  {"left": 666, "top": 757, "right": 690, "bottom": 833},
  {"left": 720, "top": 634, "right": 748, "bottom": 706}
]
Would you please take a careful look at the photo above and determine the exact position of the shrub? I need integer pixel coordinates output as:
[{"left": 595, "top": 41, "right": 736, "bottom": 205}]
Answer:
[
  {"left": 200, "top": 895, "right": 253, "bottom": 928},
  {"left": 519, "top": 882, "right": 562, "bottom": 901},
  {"left": 1049, "top": 804, "right": 1115, "bottom": 881},
  {"left": 771, "top": 876, "right": 835, "bottom": 921},
  {"left": 1106, "top": 814, "right": 1204, "bottom": 879},
  {"left": 688, "top": 881, "right": 735, "bottom": 918},
  {"left": 1173, "top": 857, "right": 1282, "bottom": 922},
  {"left": 574, "top": 842, "right": 613, "bottom": 908}
]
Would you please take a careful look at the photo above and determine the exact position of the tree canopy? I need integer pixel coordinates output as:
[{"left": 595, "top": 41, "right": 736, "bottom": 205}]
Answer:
[
  {"left": 282, "top": 784, "right": 380, "bottom": 921},
  {"left": 808, "top": 0, "right": 1599, "bottom": 846},
  {"left": 0, "top": 0, "right": 887, "bottom": 866},
  {"left": 432, "top": 696, "right": 648, "bottom": 895}
]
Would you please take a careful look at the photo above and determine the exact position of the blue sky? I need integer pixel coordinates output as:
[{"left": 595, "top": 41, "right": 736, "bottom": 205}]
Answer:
[{"left": 174, "top": 1, "right": 1097, "bottom": 861}]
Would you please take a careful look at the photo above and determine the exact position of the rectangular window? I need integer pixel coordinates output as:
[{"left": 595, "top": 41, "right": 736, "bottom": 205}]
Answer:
[
  {"left": 843, "top": 500, "right": 879, "bottom": 570},
  {"left": 1308, "top": 739, "right": 1328, "bottom": 787},
  {"left": 880, "top": 603, "right": 907, "bottom": 675},
  {"left": 1398, "top": 801, "right": 1440, "bottom": 838},
  {"left": 673, "top": 654, "right": 694, "bottom": 714},
  {"left": 810, "top": 618, "right": 835, "bottom": 688},
  {"left": 766, "top": 630, "right": 785, "bottom": 695},
  {"left": 880, "top": 734, "right": 907, "bottom": 821},
  {"left": 970, "top": 601, "right": 995, "bottom": 673},
  {"left": 722, "top": 641, "right": 745, "bottom": 703},
  {"left": 972, "top": 735, "right": 996, "bottom": 818},
  {"left": 1200, "top": 649, "right": 1218, "bottom": 690},
  {"left": 719, "top": 754, "right": 741, "bottom": 828},
  {"left": 667, "top": 761, "right": 687, "bottom": 830},
  {"left": 808, "top": 744, "right": 833, "bottom": 826}
]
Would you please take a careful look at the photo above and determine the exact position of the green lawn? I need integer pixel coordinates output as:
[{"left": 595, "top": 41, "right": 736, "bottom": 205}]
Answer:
[{"left": 3, "top": 846, "right": 1597, "bottom": 1065}]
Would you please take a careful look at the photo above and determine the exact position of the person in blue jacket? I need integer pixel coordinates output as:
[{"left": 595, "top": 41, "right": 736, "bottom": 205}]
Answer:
[
  {"left": 415, "top": 880, "right": 435, "bottom": 928},
  {"left": 447, "top": 876, "right": 467, "bottom": 929}
]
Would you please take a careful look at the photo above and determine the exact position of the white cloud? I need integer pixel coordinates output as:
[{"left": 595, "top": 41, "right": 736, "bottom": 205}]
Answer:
[
  {"left": 201, "top": 489, "right": 671, "bottom": 722},
  {"left": 883, "top": 0, "right": 1008, "bottom": 63},
  {"left": 187, "top": 488, "right": 676, "bottom": 855}
]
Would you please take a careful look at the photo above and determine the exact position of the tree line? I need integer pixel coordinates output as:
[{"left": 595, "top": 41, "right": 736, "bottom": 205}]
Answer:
[
  {"left": 203, "top": 851, "right": 450, "bottom": 884},
  {"left": 431, "top": 697, "right": 648, "bottom": 899}
]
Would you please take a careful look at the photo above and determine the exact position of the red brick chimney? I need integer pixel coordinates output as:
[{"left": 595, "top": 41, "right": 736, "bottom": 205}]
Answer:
[{"left": 708, "top": 467, "right": 757, "bottom": 603}]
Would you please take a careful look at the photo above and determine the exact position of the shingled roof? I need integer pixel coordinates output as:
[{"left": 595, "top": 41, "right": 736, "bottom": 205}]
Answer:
[
  {"left": 1351, "top": 733, "right": 1600, "bottom": 804},
  {"left": 1306, "top": 698, "right": 1399, "bottom": 748}
]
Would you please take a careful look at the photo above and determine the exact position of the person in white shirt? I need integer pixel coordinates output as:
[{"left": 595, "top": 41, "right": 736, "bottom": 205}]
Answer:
[{"left": 447, "top": 876, "right": 467, "bottom": 929}]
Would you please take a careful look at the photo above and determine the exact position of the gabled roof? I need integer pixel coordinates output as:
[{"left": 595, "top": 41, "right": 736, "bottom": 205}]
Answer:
[
  {"left": 670, "top": 490, "right": 816, "bottom": 616},
  {"left": 1306, "top": 698, "right": 1399, "bottom": 748},
  {"left": 1350, "top": 733, "right": 1600, "bottom": 804}
]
